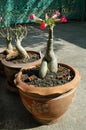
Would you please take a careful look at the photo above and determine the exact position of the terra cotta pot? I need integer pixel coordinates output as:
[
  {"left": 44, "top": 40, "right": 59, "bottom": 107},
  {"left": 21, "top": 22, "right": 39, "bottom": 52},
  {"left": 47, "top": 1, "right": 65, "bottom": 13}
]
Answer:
[
  {"left": 0, "top": 48, "right": 6, "bottom": 76},
  {"left": 14, "top": 63, "right": 81, "bottom": 124},
  {"left": 1, "top": 50, "right": 43, "bottom": 92}
]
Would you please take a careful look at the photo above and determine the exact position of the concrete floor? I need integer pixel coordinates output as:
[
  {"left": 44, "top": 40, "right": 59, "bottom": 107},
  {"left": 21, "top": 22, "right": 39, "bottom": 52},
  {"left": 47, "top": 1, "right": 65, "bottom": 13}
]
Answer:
[{"left": 0, "top": 22, "right": 86, "bottom": 130}]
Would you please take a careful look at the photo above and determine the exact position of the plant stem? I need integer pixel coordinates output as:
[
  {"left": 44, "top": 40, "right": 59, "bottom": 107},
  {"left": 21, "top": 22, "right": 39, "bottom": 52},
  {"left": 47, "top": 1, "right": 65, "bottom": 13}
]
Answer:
[
  {"left": 16, "top": 38, "right": 29, "bottom": 62},
  {"left": 39, "top": 25, "right": 58, "bottom": 78},
  {"left": 6, "top": 39, "right": 14, "bottom": 53}
]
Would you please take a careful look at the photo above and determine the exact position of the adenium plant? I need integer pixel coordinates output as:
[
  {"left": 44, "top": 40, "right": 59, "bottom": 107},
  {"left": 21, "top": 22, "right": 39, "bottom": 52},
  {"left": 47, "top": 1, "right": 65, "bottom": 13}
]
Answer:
[
  {"left": 0, "top": 16, "right": 14, "bottom": 55},
  {"left": 29, "top": 11, "right": 67, "bottom": 78},
  {"left": 0, "top": 16, "right": 29, "bottom": 61},
  {"left": 12, "top": 24, "right": 30, "bottom": 62}
]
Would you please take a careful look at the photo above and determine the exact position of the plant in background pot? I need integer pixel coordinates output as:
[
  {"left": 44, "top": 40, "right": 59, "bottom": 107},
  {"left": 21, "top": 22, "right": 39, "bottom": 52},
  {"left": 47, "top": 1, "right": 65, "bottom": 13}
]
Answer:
[
  {"left": 14, "top": 11, "right": 81, "bottom": 124},
  {"left": 0, "top": 16, "right": 14, "bottom": 75},
  {"left": 0, "top": 18, "right": 43, "bottom": 92}
]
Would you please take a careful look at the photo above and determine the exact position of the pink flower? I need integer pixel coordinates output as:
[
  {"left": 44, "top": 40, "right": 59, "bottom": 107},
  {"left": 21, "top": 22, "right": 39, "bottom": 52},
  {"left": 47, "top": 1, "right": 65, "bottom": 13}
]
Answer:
[
  {"left": 40, "top": 22, "right": 47, "bottom": 30},
  {"left": 0, "top": 16, "right": 2, "bottom": 21},
  {"left": 29, "top": 14, "right": 36, "bottom": 20},
  {"left": 61, "top": 16, "right": 67, "bottom": 23},
  {"left": 52, "top": 11, "right": 60, "bottom": 18}
]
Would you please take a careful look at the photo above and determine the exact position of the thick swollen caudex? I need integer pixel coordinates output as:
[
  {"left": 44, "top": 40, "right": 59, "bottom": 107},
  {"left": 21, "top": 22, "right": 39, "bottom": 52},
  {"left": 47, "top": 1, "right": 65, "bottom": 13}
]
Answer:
[
  {"left": 16, "top": 39, "right": 30, "bottom": 61},
  {"left": 39, "top": 25, "right": 57, "bottom": 78},
  {"left": 6, "top": 40, "right": 14, "bottom": 54},
  {"left": 14, "top": 25, "right": 30, "bottom": 61}
]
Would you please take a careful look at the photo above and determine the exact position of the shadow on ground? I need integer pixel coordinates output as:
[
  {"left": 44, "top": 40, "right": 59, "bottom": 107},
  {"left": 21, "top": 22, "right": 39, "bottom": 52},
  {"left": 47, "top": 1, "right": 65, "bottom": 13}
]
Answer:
[
  {"left": 0, "top": 22, "right": 86, "bottom": 52},
  {"left": 0, "top": 76, "right": 41, "bottom": 129},
  {"left": 0, "top": 22, "right": 86, "bottom": 129},
  {"left": 54, "top": 22, "right": 86, "bottom": 49},
  {"left": 28, "top": 22, "right": 86, "bottom": 49}
]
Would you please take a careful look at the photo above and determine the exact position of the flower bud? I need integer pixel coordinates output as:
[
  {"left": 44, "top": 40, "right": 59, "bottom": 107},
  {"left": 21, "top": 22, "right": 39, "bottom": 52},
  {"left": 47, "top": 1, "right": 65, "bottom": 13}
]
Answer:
[
  {"left": 29, "top": 14, "right": 36, "bottom": 20},
  {"left": 61, "top": 16, "right": 67, "bottom": 23},
  {"left": 40, "top": 22, "right": 47, "bottom": 30},
  {"left": 52, "top": 11, "right": 60, "bottom": 18}
]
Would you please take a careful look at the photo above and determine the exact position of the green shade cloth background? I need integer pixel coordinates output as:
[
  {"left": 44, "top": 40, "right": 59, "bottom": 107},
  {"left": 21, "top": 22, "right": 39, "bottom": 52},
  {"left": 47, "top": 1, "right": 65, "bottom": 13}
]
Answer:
[{"left": 0, "top": 0, "right": 85, "bottom": 27}]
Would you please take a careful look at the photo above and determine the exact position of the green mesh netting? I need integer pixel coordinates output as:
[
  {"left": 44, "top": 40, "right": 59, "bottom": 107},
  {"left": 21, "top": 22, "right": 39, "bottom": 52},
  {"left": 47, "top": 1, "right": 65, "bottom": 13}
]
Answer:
[{"left": 0, "top": 0, "right": 85, "bottom": 27}]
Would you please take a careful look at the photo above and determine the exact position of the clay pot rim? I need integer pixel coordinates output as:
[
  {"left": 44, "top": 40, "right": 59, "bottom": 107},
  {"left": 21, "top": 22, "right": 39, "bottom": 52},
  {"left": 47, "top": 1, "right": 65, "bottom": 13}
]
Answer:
[
  {"left": 1, "top": 50, "right": 43, "bottom": 69},
  {"left": 0, "top": 48, "right": 6, "bottom": 60},
  {"left": 19, "top": 86, "right": 77, "bottom": 101},
  {"left": 0, "top": 47, "right": 6, "bottom": 52},
  {"left": 15, "top": 63, "right": 81, "bottom": 96}
]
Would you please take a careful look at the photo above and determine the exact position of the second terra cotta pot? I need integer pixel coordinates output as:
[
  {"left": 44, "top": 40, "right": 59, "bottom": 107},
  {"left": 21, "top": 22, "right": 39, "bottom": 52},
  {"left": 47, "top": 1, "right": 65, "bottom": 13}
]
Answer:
[
  {"left": 0, "top": 48, "right": 6, "bottom": 76},
  {"left": 1, "top": 50, "right": 43, "bottom": 92},
  {"left": 14, "top": 63, "right": 81, "bottom": 124}
]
